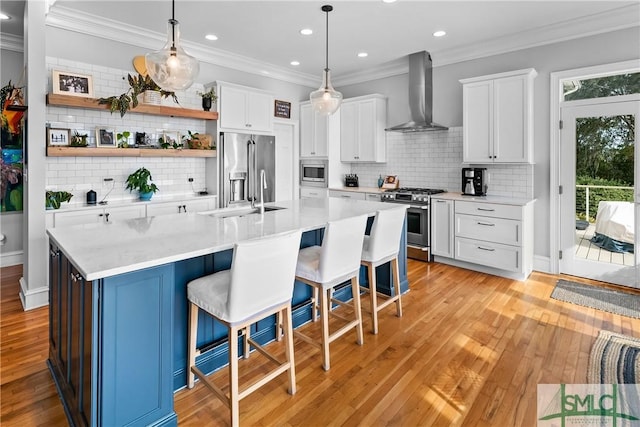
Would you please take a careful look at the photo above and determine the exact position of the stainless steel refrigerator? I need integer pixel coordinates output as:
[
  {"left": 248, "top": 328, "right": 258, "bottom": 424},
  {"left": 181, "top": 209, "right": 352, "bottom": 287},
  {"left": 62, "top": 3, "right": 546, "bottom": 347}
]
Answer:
[{"left": 218, "top": 132, "right": 276, "bottom": 208}]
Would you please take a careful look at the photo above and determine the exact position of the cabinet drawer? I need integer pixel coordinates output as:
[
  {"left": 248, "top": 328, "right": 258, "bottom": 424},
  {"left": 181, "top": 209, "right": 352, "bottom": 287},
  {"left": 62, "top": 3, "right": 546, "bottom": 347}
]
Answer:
[
  {"left": 455, "top": 200, "right": 522, "bottom": 220},
  {"left": 328, "top": 190, "right": 366, "bottom": 200},
  {"left": 455, "top": 237, "right": 521, "bottom": 272},
  {"left": 300, "top": 187, "right": 327, "bottom": 198},
  {"left": 455, "top": 214, "right": 520, "bottom": 246}
]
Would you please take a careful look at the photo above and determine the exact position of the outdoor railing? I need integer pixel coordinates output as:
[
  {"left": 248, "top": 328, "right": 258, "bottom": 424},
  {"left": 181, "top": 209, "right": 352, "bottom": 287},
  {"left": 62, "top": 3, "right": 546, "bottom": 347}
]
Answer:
[{"left": 576, "top": 184, "right": 634, "bottom": 221}]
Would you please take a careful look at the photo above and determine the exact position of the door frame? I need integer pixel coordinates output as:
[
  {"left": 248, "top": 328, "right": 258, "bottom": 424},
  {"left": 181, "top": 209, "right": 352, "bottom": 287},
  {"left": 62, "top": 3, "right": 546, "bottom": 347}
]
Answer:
[{"left": 549, "top": 59, "right": 639, "bottom": 274}]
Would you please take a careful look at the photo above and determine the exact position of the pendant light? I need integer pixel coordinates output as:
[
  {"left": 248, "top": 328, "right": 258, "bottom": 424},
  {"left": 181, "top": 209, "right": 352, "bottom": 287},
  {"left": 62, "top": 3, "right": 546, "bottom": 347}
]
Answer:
[
  {"left": 145, "top": 0, "right": 199, "bottom": 91},
  {"left": 310, "top": 4, "right": 342, "bottom": 115}
]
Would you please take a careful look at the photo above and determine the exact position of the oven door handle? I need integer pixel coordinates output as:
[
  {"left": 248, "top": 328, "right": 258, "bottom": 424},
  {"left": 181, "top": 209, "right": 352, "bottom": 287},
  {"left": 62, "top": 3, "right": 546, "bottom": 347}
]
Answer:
[{"left": 410, "top": 205, "right": 429, "bottom": 210}]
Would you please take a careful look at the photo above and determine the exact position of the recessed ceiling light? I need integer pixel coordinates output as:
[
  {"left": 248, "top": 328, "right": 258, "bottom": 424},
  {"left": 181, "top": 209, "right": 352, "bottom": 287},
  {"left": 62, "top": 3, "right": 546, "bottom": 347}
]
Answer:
[
  {"left": 433, "top": 30, "right": 446, "bottom": 37},
  {"left": 300, "top": 28, "right": 313, "bottom": 36},
  {"left": 205, "top": 34, "right": 218, "bottom": 41},
  {"left": 357, "top": 52, "right": 368, "bottom": 58},
  {"left": 261, "top": 70, "right": 270, "bottom": 75},
  {"left": 290, "top": 61, "right": 300, "bottom": 66},
  {"left": 0, "top": 13, "right": 10, "bottom": 20},
  {"left": 382, "top": 0, "right": 397, "bottom": 3}
]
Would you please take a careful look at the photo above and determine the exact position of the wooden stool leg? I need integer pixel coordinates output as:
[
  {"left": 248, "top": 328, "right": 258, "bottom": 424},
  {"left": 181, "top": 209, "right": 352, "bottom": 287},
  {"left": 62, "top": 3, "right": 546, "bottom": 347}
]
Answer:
[
  {"left": 312, "top": 287, "right": 319, "bottom": 322},
  {"left": 283, "top": 306, "right": 296, "bottom": 395},
  {"left": 392, "top": 257, "right": 402, "bottom": 317},
  {"left": 367, "top": 262, "right": 379, "bottom": 334},
  {"left": 229, "top": 325, "right": 240, "bottom": 427},
  {"left": 351, "top": 276, "right": 364, "bottom": 345},
  {"left": 319, "top": 286, "right": 331, "bottom": 371},
  {"left": 276, "top": 311, "right": 282, "bottom": 341},
  {"left": 187, "top": 302, "right": 198, "bottom": 389},
  {"left": 243, "top": 326, "right": 250, "bottom": 359}
]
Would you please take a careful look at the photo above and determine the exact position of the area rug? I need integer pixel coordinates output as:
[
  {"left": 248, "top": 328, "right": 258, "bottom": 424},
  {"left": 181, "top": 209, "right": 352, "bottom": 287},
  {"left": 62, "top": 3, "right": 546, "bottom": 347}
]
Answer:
[
  {"left": 588, "top": 330, "right": 640, "bottom": 384},
  {"left": 551, "top": 279, "right": 640, "bottom": 319}
]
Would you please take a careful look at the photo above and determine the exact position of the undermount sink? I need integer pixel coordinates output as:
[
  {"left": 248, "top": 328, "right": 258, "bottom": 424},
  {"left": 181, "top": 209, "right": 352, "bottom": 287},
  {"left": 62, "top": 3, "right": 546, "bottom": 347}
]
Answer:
[{"left": 207, "top": 205, "right": 285, "bottom": 219}]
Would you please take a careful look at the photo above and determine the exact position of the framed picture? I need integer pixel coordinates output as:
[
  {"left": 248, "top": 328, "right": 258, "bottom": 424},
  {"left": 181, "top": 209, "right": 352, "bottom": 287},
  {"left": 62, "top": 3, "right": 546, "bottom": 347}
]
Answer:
[
  {"left": 274, "top": 100, "right": 291, "bottom": 119},
  {"left": 47, "top": 128, "right": 70, "bottom": 146},
  {"left": 52, "top": 70, "right": 94, "bottom": 98},
  {"left": 382, "top": 175, "right": 399, "bottom": 189},
  {"left": 96, "top": 126, "right": 116, "bottom": 147}
]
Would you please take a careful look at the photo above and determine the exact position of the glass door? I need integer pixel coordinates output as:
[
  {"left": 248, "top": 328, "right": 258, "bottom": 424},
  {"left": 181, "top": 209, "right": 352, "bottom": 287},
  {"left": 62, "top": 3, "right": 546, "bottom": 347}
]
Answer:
[{"left": 560, "top": 99, "right": 639, "bottom": 287}]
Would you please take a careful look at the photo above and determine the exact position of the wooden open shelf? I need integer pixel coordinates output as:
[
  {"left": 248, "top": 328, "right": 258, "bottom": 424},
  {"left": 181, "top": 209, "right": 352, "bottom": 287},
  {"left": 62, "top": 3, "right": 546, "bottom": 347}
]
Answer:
[
  {"left": 46, "top": 93, "right": 218, "bottom": 120},
  {"left": 47, "top": 146, "right": 216, "bottom": 158}
]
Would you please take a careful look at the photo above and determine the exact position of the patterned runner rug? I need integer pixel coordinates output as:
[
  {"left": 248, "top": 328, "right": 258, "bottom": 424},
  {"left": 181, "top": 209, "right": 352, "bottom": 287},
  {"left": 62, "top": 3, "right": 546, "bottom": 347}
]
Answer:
[
  {"left": 588, "top": 330, "right": 640, "bottom": 384},
  {"left": 551, "top": 279, "right": 640, "bottom": 319}
]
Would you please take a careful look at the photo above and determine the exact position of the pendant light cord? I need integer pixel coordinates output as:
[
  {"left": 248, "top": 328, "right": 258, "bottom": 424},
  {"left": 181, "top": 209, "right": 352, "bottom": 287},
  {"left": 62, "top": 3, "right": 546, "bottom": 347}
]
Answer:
[
  {"left": 325, "top": 8, "right": 329, "bottom": 73},
  {"left": 170, "top": 0, "right": 177, "bottom": 50}
]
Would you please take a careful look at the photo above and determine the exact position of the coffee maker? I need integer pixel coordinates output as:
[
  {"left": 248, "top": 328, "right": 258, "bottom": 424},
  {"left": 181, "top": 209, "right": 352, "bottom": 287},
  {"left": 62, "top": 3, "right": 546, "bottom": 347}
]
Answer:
[{"left": 461, "top": 168, "right": 488, "bottom": 196}]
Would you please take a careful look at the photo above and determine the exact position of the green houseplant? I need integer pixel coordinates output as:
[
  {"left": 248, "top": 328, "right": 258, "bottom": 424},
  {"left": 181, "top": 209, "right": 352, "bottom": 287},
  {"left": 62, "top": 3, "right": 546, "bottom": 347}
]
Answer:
[
  {"left": 125, "top": 167, "right": 158, "bottom": 201},
  {"left": 197, "top": 87, "right": 217, "bottom": 111},
  {"left": 46, "top": 190, "right": 73, "bottom": 210},
  {"left": 98, "top": 73, "right": 178, "bottom": 117}
]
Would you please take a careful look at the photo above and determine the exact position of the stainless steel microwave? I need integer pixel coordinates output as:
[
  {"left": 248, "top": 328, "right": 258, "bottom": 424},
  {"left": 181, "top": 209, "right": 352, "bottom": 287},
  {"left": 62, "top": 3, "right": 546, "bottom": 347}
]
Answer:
[{"left": 300, "top": 160, "right": 328, "bottom": 187}]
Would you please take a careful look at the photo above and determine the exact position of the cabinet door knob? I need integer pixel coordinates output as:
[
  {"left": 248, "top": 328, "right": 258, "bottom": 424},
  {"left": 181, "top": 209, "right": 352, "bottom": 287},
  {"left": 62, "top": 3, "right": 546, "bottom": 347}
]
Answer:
[
  {"left": 246, "top": 123, "right": 252, "bottom": 128},
  {"left": 183, "top": 204, "right": 187, "bottom": 212}
]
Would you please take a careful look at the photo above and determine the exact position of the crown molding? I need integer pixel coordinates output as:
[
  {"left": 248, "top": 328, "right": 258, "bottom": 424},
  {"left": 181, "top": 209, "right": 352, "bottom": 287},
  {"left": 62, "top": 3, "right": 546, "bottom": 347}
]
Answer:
[
  {"left": 0, "top": 33, "right": 23, "bottom": 53},
  {"left": 45, "top": 4, "right": 639, "bottom": 88},
  {"left": 433, "top": 4, "right": 640, "bottom": 67},
  {"left": 45, "top": 6, "right": 318, "bottom": 87}
]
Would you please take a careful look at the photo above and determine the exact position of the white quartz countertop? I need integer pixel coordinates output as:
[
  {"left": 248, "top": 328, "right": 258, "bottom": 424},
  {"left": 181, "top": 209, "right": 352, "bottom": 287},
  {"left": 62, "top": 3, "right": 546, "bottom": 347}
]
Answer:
[
  {"left": 430, "top": 192, "right": 536, "bottom": 206},
  {"left": 47, "top": 198, "right": 406, "bottom": 281},
  {"left": 329, "top": 186, "right": 386, "bottom": 194}
]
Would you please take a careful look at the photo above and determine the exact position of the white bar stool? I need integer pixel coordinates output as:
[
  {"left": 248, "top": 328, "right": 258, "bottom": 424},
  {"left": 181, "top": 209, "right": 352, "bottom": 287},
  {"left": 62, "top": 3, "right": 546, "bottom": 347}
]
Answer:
[
  {"left": 186, "top": 229, "right": 302, "bottom": 427},
  {"left": 294, "top": 215, "right": 368, "bottom": 371},
  {"left": 360, "top": 208, "right": 407, "bottom": 334}
]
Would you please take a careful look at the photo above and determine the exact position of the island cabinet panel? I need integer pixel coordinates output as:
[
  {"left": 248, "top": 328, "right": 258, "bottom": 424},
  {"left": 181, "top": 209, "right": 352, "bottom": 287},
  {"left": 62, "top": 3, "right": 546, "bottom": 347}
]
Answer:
[
  {"left": 100, "top": 264, "right": 176, "bottom": 427},
  {"left": 48, "top": 249, "right": 177, "bottom": 427},
  {"left": 47, "top": 245, "right": 94, "bottom": 427}
]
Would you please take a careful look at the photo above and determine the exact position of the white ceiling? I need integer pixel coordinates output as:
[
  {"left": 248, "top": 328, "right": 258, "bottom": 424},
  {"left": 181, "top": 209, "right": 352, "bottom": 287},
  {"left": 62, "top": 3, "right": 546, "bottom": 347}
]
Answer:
[{"left": 2, "top": 1, "right": 639, "bottom": 86}]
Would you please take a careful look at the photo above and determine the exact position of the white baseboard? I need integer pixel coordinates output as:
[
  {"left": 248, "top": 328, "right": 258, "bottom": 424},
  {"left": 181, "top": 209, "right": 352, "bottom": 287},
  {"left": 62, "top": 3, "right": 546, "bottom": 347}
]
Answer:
[
  {"left": 19, "top": 277, "right": 49, "bottom": 311},
  {"left": 0, "top": 250, "right": 23, "bottom": 267},
  {"left": 533, "top": 255, "right": 552, "bottom": 274},
  {"left": 433, "top": 256, "right": 530, "bottom": 281}
]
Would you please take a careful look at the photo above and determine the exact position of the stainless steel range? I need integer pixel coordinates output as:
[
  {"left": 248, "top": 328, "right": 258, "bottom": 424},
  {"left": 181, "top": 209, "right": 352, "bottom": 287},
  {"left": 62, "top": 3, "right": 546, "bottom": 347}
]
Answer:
[{"left": 381, "top": 187, "right": 446, "bottom": 261}]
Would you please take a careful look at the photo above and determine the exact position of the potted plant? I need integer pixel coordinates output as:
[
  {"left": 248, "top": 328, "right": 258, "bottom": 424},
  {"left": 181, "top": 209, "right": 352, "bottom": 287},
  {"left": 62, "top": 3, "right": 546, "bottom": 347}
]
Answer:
[
  {"left": 116, "top": 131, "right": 131, "bottom": 148},
  {"left": 125, "top": 167, "right": 159, "bottom": 201},
  {"left": 98, "top": 73, "right": 178, "bottom": 117},
  {"left": 182, "top": 130, "right": 213, "bottom": 149},
  {"left": 197, "top": 87, "right": 217, "bottom": 111},
  {"left": 46, "top": 190, "right": 73, "bottom": 210}
]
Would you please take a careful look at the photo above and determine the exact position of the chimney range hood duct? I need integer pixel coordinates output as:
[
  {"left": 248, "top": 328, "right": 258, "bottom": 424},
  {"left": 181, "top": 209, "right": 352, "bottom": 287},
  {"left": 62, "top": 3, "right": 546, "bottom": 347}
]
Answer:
[{"left": 385, "top": 51, "right": 448, "bottom": 133}]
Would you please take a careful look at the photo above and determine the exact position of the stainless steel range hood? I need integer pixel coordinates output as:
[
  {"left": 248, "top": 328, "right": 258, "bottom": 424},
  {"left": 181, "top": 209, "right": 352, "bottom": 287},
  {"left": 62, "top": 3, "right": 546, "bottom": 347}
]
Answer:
[{"left": 385, "top": 51, "right": 448, "bottom": 133}]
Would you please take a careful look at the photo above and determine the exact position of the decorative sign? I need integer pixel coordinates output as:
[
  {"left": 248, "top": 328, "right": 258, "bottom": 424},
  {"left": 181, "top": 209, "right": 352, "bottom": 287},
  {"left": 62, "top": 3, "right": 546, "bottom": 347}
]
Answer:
[{"left": 274, "top": 100, "right": 291, "bottom": 119}]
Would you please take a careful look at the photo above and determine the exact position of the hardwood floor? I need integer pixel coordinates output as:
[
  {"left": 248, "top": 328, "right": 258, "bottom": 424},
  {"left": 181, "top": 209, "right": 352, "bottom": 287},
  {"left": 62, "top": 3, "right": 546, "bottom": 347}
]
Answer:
[{"left": 2, "top": 261, "right": 639, "bottom": 426}]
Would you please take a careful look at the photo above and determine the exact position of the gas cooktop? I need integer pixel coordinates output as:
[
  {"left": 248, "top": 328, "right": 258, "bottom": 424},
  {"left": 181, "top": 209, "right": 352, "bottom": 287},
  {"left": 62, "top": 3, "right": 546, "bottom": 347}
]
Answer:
[
  {"left": 381, "top": 187, "right": 446, "bottom": 204},
  {"left": 386, "top": 187, "right": 446, "bottom": 195}
]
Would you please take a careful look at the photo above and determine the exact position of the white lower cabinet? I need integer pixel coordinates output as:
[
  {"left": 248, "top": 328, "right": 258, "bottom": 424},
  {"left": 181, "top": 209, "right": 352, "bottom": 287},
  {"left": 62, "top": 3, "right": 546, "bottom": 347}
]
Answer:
[
  {"left": 431, "top": 199, "right": 454, "bottom": 258},
  {"left": 146, "top": 198, "right": 214, "bottom": 217},
  {"left": 328, "top": 190, "right": 365, "bottom": 200},
  {"left": 300, "top": 187, "right": 328, "bottom": 199},
  {"left": 431, "top": 196, "right": 534, "bottom": 280},
  {"left": 53, "top": 205, "right": 146, "bottom": 227}
]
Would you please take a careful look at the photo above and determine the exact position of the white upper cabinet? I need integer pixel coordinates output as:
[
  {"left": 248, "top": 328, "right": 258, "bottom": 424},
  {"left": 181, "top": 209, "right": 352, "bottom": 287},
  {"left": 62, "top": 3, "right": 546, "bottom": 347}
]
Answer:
[
  {"left": 460, "top": 68, "right": 536, "bottom": 164},
  {"left": 217, "top": 82, "right": 273, "bottom": 134},
  {"left": 340, "top": 94, "right": 386, "bottom": 163},
  {"left": 300, "top": 102, "right": 328, "bottom": 158}
]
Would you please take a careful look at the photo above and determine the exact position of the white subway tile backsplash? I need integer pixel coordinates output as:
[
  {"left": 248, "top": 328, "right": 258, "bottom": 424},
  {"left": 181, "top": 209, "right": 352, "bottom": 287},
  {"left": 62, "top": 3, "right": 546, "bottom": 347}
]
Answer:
[{"left": 351, "top": 126, "right": 533, "bottom": 199}]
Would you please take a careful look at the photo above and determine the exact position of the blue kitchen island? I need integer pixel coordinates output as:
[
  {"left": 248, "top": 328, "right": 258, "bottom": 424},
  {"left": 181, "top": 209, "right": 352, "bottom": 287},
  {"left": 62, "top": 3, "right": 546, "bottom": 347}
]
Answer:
[{"left": 46, "top": 198, "right": 408, "bottom": 426}]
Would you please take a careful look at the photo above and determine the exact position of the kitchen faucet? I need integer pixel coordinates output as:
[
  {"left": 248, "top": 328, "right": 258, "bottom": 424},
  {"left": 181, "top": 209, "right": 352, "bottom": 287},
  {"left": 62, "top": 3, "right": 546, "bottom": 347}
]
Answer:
[{"left": 259, "top": 169, "right": 267, "bottom": 215}]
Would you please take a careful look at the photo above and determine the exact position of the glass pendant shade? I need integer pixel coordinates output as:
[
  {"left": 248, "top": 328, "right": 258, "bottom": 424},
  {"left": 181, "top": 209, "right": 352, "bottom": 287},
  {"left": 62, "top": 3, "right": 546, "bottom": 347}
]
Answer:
[
  {"left": 310, "top": 69, "right": 342, "bottom": 115},
  {"left": 145, "top": 19, "right": 199, "bottom": 91}
]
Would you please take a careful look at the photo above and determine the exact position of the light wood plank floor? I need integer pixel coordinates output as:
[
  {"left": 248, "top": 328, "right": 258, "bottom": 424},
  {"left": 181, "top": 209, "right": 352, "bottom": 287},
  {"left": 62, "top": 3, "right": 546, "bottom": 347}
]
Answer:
[
  {"left": 576, "top": 223, "right": 634, "bottom": 266},
  {"left": 2, "top": 261, "right": 640, "bottom": 426}
]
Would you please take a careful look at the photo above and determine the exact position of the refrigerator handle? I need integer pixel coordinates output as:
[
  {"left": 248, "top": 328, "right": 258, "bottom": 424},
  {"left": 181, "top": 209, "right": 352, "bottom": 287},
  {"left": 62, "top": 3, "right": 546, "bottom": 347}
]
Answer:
[
  {"left": 253, "top": 140, "right": 258, "bottom": 202},
  {"left": 246, "top": 140, "right": 253, "bottom": 203}
]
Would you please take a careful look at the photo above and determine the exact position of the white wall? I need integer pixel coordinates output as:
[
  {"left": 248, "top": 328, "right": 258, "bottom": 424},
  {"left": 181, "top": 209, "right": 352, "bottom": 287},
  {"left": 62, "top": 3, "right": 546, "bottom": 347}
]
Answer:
[
  {"left": 1, "top": 48, "right": 26, "bottom": 264},
  {"left": 340, "top": 26, "right": 640, "bottom": 261}
]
